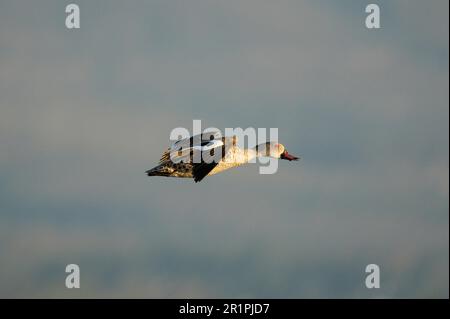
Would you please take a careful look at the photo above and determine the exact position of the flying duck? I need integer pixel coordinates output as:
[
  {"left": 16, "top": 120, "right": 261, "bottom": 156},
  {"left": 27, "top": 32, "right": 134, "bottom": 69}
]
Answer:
[{"left": 146, "top": 133, "right": 299, "bottom": 182}]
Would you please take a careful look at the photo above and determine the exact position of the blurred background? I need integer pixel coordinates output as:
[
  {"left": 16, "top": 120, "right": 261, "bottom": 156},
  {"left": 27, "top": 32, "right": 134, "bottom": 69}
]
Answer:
[{"left": 0, "top": 0, "right": 448, "bottom": 298}]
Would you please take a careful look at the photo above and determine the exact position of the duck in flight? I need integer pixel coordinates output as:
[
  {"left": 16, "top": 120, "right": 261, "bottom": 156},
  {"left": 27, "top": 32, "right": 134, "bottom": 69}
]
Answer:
[{"left": 146, "top": 133, "right": 299, "bottom": 182}]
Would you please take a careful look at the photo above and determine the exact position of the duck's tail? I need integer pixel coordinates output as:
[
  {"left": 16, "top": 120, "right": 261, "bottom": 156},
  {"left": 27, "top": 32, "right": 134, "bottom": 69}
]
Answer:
[{"left": 146, "top": 164, "right": 172, "bottom": 177}]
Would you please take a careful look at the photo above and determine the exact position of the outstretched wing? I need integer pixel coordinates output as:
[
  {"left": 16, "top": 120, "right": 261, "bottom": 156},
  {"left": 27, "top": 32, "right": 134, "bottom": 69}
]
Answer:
[
  {"left": 157, "top": 133, "right": 235, "bottom": 182},
  {"left": 159, "top": 131, "right": 221, "bottom": 164},
  {"left": 171, "top": 131, "right": 222, "bottom": 150}
]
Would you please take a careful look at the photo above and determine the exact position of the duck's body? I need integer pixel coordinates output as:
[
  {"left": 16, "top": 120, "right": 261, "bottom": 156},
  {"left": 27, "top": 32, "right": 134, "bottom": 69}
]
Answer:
[
  {"left": 146, "top": 133, "right": 298, "bottom": 182},
  {"left": 147, "top": 146, "right": 252, "bottom": 177}
]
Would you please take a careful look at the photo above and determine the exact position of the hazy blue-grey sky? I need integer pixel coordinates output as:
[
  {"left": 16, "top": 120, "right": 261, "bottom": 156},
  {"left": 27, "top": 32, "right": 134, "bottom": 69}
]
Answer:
[{"left": 0, "top": 0, "right": 448, "bottom": 298}]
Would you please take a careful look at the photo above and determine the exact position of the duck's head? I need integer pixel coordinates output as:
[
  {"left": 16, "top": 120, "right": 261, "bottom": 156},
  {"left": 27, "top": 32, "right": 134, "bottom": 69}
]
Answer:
[{"left": 256, "top": 142, "right": 300, "bottom": 161}]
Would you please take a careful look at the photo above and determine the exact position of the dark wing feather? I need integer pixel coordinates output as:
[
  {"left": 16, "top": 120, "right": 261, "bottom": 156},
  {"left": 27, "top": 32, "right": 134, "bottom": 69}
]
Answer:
[
  {"left": 192, "top": 141, "right": 227, "bottom": 183},
  {"left": 192, "top": 162, "right": 220, "bottom": 183}
]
